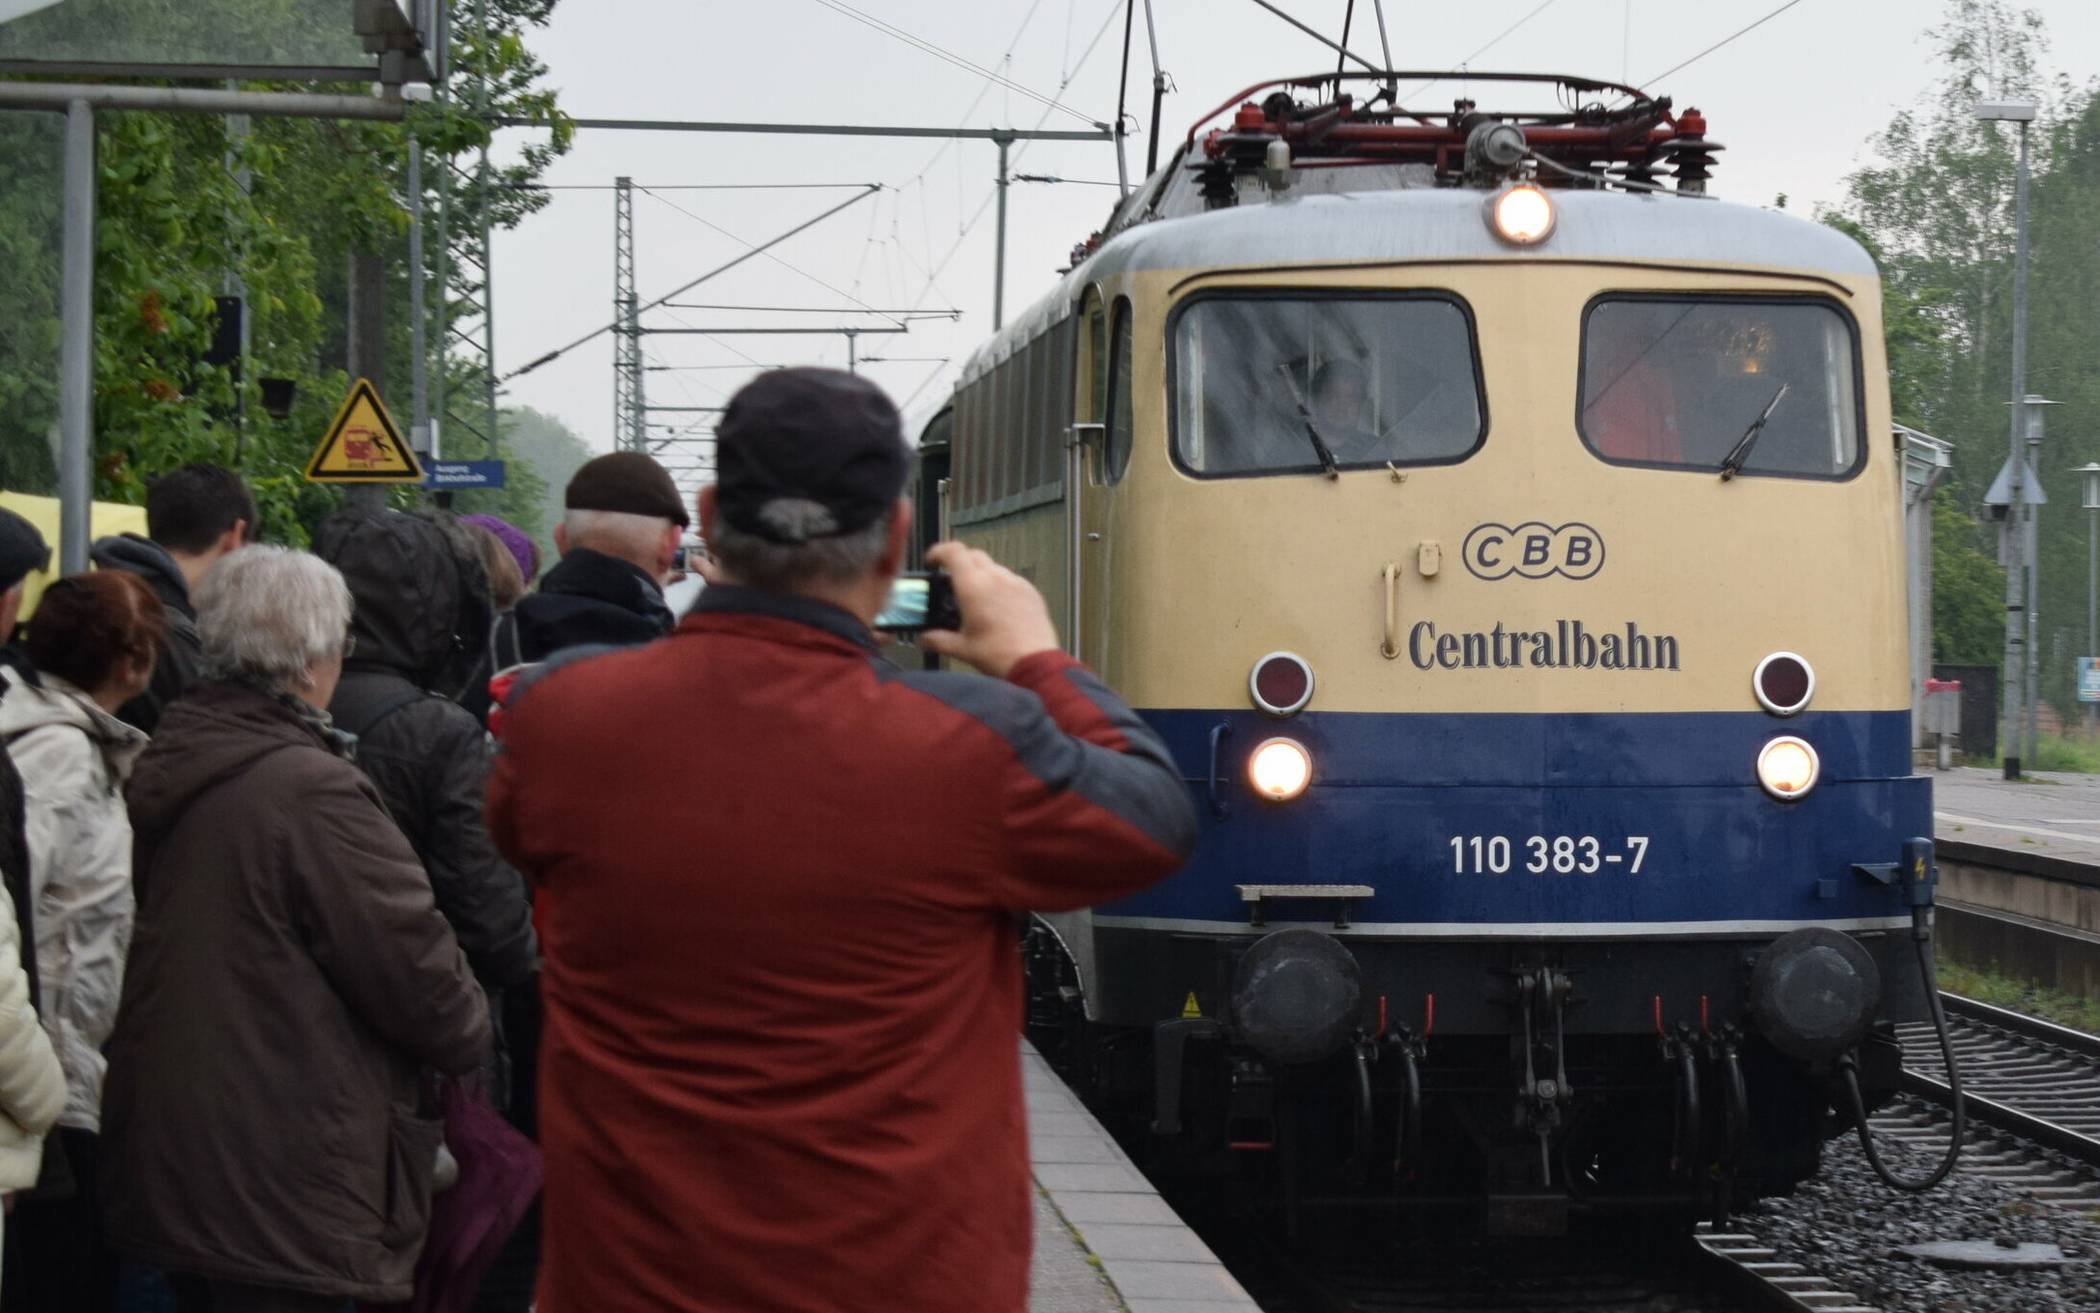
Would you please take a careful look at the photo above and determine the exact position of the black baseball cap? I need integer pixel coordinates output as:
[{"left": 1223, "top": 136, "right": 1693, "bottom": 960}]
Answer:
[
  {"left": 0, "top": 509, "right": 49, "bottom": 593},
  {"left": 716, "top": 368, "right": 909, "bottom": 546}
]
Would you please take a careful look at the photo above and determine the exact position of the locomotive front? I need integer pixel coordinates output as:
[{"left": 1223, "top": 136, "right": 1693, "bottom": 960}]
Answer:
[{"left": 1021, "top": 81, "right": 1942, "bottom": 1232}]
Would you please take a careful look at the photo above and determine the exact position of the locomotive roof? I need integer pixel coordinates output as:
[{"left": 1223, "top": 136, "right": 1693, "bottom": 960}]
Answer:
[{"left": 960, "top": 186, "right": 1876, "bottom": 384}]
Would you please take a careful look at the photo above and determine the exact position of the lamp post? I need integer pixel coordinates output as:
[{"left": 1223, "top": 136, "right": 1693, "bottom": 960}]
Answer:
[
  {"left": 2019, "top": 396, "right": 2058, "bottom": 764},
  {"left": 1977, "top": 96, "right": 2039, "bottom": 777},
  {"left": 2079, "top": 461, "right": 2100, "bottom": 734}
]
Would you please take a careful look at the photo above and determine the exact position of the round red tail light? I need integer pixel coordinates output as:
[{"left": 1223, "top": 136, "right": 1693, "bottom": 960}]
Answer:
[
  {"left": 1754, "top": 652, "right": 1814, "bottom": 717},
  {"left": 1250, "top": 651, "right": 1315, "bottom": 717}
]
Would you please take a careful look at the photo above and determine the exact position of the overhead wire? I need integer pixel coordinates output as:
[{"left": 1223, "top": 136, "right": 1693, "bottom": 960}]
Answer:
[
  {"left": 1400, "top": 0, "right": 1559, "bottom": 101},
  {"left": 900, "top": 0, "right": 1124, "bottom": 316},
  {"left": 512, "top": 185, "right": 881, "bottom": 383},
  {"left": 514, "top": 182, "right": 876, "bottom": 191},
  {"left": 892, "top": 0, "right": 1125, "bottom": 409},
  {"left": 1642, "top": 0, "right": 1808, "bottom": 86},
  {"left": 599, "top": 0, "right": 1120, "bottom": 421},
  {"left": 807, "top": 0, "right": 1103, "bottom": 127},
  {"left": 640, "top": 186, "right": 911, "bottom": 330}
]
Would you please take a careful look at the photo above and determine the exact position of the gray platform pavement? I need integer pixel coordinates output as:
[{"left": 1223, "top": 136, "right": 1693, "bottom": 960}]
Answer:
[
  {"left": 1932, "top": 766, "right": 2100, "bottom": 863},
  {"left": 1025, "top": 1041, "right": 1259, "bottom": 1313}
]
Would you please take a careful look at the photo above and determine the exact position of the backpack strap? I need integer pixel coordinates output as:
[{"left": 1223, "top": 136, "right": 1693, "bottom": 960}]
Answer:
[{"left": 333, "top": 687, "right": 430, "bottom": 742}]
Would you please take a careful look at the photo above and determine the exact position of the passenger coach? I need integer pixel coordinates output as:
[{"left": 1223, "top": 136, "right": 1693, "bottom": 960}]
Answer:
[{"left": 919, "top": 72, "right": 1949, "bottom": 1231}]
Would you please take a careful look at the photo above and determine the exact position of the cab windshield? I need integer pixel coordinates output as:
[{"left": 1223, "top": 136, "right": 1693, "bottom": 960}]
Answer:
[
  {"left": 1579, "top": 297, "right": 1862, "bottom": 479},
  {"left": 1171, "top": 293, "right": 1485, "bottom": 477}
]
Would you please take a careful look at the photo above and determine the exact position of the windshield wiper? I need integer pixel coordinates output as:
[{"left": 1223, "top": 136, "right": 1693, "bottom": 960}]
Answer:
[
  {"left": 1275, "top": 363, "right": 1341, "bottom": 480},
  {"left": 1719, "top": 382, "right": 1790, "bottom": 482}
]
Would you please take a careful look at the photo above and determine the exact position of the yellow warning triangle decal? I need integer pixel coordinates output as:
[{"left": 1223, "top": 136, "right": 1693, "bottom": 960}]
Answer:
[
  {"left": 1181, "top": 991, "right": 1202, "bottom": 1019},
  {"left": 304, "top": 378, "right": 423, "bottom": 483}
]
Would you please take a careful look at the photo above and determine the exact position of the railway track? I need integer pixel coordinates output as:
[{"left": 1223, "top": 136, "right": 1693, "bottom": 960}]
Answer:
[{"left": 1885, "top": 991, "right": 2100, "bottom": 1209}]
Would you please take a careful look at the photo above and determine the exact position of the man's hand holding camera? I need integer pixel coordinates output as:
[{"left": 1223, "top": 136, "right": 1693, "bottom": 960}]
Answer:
[{"left": 917, "top": 541, "right": 1061, "bottom": 680}]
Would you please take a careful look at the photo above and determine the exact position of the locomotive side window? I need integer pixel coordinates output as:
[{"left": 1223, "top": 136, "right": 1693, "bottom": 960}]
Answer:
[
  {"left": 1106, "top": 298, "right": 1133, "bottom": 482},
  {"left": 1578, "top": 296, "right": 1863, "bottom": 479},
  {"left": 1169, "top": 292, "right": 1484, "bottom": 477}
]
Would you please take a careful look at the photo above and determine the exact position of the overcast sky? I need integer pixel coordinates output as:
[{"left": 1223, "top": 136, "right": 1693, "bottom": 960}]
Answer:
[{"left": 490, "top": 0, "right": 2100, "bottom": 486}]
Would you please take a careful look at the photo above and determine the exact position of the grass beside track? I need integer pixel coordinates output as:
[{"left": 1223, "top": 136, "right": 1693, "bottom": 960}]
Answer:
[
  {"left": 1971, "top": 733, "right": 2100, "bottom": 774},
  {"left": 1938, "top": 959, "right": 2100, "bottom": 1034}
]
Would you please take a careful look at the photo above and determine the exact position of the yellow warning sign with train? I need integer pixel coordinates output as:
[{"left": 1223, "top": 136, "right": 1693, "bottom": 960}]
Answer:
[{"left": 304, "top": 378, "right": 423, "bottom": 483}]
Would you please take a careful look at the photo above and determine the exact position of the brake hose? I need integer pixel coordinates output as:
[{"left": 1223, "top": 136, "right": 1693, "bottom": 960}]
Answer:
[{"left": 1841, "top": 930, "right": 1964, "bottom": 1192}]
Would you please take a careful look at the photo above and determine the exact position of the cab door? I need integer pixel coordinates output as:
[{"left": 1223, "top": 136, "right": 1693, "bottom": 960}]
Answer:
[{"left": 1072, "top": 286, "right": 1129, "bottom": 677}]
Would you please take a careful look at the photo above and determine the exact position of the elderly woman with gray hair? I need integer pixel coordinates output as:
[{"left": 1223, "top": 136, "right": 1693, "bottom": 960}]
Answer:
[{"left": 99, "top": 545, "right": 490, "bottom": 1313}]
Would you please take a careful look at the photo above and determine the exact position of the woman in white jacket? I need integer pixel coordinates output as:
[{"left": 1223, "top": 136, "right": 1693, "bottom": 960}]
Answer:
[{"left": 0, "top": 570, "right": 159, "bottom": 1305}]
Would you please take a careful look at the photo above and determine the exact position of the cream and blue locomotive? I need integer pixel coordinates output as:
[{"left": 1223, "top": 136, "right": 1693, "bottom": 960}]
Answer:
[{"left": 919, "top": 73, "right": 1944, "bottom": 1229}]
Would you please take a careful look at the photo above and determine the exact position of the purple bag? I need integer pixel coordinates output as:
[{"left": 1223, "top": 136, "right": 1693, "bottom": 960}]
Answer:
[{"left": 368, "top": 1079, "right": 543, "bottom": 1313}]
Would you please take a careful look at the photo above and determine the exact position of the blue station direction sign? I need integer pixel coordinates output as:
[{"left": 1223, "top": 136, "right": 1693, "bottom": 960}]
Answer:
[{"left": 423, "top": 460, "right": 507, "bottom": 490}]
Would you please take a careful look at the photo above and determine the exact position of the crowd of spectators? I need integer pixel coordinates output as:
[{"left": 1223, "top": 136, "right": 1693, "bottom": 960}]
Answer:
[{"left": 0, "top": 365, "right": 1193, "bottom": 1312}]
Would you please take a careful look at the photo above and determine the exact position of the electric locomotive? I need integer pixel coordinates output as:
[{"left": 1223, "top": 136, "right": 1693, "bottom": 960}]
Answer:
[{"left": 919, "top": 71, "right": 1943, "bottom": 1231}]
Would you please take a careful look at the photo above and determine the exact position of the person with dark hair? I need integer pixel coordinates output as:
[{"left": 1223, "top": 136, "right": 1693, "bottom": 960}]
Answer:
[
  {"left": 1308, "top": 357, "right": 1383, "bottom": 454},
  {"left": 90, "top": 461, "right": 257, "bottom": 733},
  {"left": 0, "top": 510, "right": 67, "bottom": 1290},
  {"left": 0, "top": 509, "right": 52, "bottom": 996},
  {"left": 0, "top": 570, "right": 161, "bottom": 1309}
]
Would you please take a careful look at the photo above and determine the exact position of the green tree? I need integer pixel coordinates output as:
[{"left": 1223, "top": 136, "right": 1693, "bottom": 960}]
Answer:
[
  {"left": 0, "top": 0, "right": 570, "bottom": 549},
  {"left": 1932, "top": 490, "right": 2009, "bottom": 664},
  {"left": 1831, "top": 0, "right": 2100, "bottom": 717}
]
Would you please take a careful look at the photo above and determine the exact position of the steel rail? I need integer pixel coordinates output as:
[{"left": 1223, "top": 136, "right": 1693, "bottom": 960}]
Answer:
[
  {"left": 1901, "top": 1068, "right": 2100, "bottom": 1167},
  {"left": 1939, "top": 990, "right": 2100, "bottom": 1059},
  {"left": 1898, "top": 992, "right": 2100, "bottom": 1168}
]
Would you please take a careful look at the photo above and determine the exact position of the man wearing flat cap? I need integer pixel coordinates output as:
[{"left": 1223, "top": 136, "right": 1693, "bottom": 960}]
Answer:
[
  {"left": 496, "top": 451, "right": 687, "bottom": 663},
  {"left": 490, "top": 368, "right": 1195, "bottom": 1313}
]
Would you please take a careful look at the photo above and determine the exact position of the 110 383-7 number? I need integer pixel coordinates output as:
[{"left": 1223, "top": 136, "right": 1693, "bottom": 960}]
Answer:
[{"left": 1448, "top": 834, "right": 1650, "bottom": 875}]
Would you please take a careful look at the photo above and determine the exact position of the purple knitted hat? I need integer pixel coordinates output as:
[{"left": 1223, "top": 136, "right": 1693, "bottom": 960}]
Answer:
[{"left": 460, "top": 513, "right": 539, "bottom": 584}]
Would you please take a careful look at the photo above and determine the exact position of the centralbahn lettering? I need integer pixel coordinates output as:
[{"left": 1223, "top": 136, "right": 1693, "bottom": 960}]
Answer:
[{"left": 1407, "top": 620, "right": 1680, "bottom": 671}]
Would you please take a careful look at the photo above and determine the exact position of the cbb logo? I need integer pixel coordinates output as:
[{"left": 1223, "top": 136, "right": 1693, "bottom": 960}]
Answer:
[{"left": 1461, "top": 521, "right": 1605, "bottom": 581}]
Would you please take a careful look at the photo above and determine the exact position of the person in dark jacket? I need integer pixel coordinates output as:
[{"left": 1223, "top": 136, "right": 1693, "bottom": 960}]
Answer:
[
  {"left": 472, "top": 458, "right": 683, "bottom": 1312},
  {"left": 102, "top": 544, "right": 490, "bottom": 1313},
  {"left": 89, "top": 462, "right": 255, "bottom": 733},
  {"left": 489, "top": 368, "right": 1195, "bottom": 1313},
  {"left": 314, "top": 508, "right": 537, "bottom": 999},
  {"left": 0, "top": 509, "right": 51, "bottom": 1012},
  {"left": 495, "top": 452, "right": 683, "bottom": 664}
]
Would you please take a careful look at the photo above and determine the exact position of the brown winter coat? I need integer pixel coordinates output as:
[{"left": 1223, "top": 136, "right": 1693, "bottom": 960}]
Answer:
[{"left": 101, "top": 681, "right": 490, "bottom": 1303}]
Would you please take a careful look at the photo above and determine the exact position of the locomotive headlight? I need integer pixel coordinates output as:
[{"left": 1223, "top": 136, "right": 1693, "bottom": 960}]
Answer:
[
  {"left": 1488, "top": 183, "right": 1556, "bottom": 245},
  {"left": 1249, "top": 737, "right": 1313, "bottom": 802},
  {"left": 1756, "top": 736, "right": 1820, "bottom": 802}
]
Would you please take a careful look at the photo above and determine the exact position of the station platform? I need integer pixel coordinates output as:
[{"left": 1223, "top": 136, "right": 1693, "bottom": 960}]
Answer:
[
  {"left": 1024, "top": 1041, "right": 1258, "bottom": 1313},
  {"left": 1932, "top": 766, "right": 2100, "bottom": 863}
]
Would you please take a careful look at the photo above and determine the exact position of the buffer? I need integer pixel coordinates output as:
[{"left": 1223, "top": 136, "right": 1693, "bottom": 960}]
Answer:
[{"left": 305, "top": 378, "right": 423, "bottom": 484}]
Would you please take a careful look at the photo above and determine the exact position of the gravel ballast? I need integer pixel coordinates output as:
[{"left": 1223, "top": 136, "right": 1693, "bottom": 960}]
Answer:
[{"left": 1739, "top": 1108, "right": 2100, "bottom": 1313}]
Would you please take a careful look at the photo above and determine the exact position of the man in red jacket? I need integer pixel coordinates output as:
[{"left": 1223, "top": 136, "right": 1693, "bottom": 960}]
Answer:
[{"left": 488, "top": 367, "right": 1195, "bottom": 1313}]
